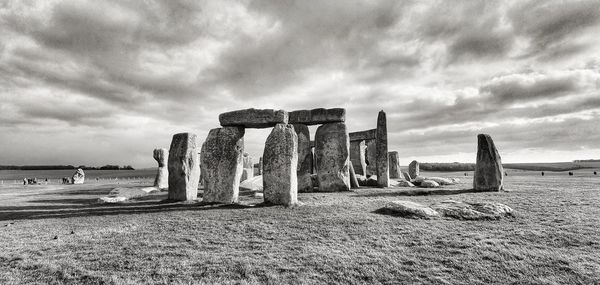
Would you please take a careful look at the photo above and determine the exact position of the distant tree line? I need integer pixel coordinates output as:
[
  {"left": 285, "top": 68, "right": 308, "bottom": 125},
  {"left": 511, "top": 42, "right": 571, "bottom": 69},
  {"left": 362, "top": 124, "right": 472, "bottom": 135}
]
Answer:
[
  {"left": 0, "top": 165, "right": 135, "bottom": 170},
  {"left": 419, "top": 162, "right": 475, "bottom": 171}
]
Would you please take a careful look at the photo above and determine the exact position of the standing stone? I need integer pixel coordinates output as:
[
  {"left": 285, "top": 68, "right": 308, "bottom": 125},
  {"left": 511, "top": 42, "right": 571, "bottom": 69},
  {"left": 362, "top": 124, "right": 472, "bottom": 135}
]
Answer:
[
  {"left": 376, "top": 110, "right": 389, "bottom": 187},
  {"left": 168, "top": 133, "right": 200, "bottom": 201},
  {"left": 240, "top": 153, "right": 254, "bottom": 181},
  {"left": 293, "top": 124, "right": 313, "bottom": 192},
  {"left": 409, "top": 160, "right": 419, "bottom": 179},
  {"left": 153, "top": 148, "right": 168, "bottom": 189},
  {"left": 365, "top": 140, "right": 377, "bottom": 176},
  {"left": 388, "top": 151, "right": 401, "bottom": 179},
  {"left": 350, "top": 140, "right": 367, "bottom": 176},
  {"left": 473, "top": 134, "right": 504, "bottom": 191},
  {"left": 72, "top": 168, "right": 85, "bottom": 184},
  {"left": 315, "top": 122, "right": 350, "bottom": 192},
  {"left": 200, "top": 127, "right": 245, "bottom": 203},
  {"left": 263, "top": 124, "right": 298, "bottom": 206},
  {"left": 349, "top": 161, "right": 360, "bottom": 189},
  {"left": 258, "top": 157, "right": 263, "bottom": 175}
]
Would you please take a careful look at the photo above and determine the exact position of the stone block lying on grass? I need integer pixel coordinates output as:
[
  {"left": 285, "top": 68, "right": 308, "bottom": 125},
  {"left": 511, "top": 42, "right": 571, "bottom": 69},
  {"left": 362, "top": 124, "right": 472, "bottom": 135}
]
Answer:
[
  {"left": 390, "top": 180, "right": 415, "bottom": 187},
  {"left": 97, "top": 187, "right": 157, "bottom": 203},
  {"left": 239, "top": 175, "right": 263, "bottom": 192},
  {"left": 385, "top": 201, "right": 441, "bottom": 219},
  {"left": 383, "top": 200, "right": 514, "bottom": 220},
  {"left": 419, "top": 180, "right": 440, "bottom": 188}
]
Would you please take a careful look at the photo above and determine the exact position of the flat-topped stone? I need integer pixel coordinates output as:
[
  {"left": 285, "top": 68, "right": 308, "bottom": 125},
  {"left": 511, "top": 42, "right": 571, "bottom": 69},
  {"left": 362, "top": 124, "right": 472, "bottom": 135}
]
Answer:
[
  {"left": 288, "top": 108, "right": 345, "bottom": 125},
  {"left": 168, "top": 133, "right": 200, "bottom": 201},
  {"left": 219, "top": 108, "right": 288, "bottom": 128},
  {"left": 349, "top": 129, "right": 377, "bottom": 142}
]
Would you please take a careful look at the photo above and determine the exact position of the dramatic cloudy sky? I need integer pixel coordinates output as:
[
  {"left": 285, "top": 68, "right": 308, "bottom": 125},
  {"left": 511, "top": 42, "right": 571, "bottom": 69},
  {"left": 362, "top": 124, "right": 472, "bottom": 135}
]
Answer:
[{"left": 1, "top": 0, "right": 599, "bottom": 168}]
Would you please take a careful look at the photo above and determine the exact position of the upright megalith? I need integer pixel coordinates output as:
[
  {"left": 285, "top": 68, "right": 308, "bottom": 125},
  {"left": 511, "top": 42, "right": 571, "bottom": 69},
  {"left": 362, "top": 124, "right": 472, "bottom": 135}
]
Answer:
[
  {"left": 349, "top": 161, "right": 360, "bottom": 189},
  {"left": 219, "top": 108, "right": 288, "bottom": 128},
  {"left": 365, "top": 140, "right": 377, "bottom": 176},
  {"left": 153, "top": 148, "right": 168, "bottom": 189},
  {"left": 288, "top": 108, "right": 345, "bottom": 125},
  {"left": 350, "top": 140, "right": 367, "bottom": 176},
  {"left": 168, "top": 133, "right": 200, "bottom": 201},
  {"left": 72, "top": 168, "right": 85, "bottom": 184},
  {"left": 388, "top": 151, "right": 401, "bottom": 179},
  {"left": 293, "top": 124, "right": 313, "bottom": 192},
  {"left": 200, "top": 127, "right": 245, "bottom": 203},
  {"left": 240, "top": 153, "right": 254, "bottom": 182},
  {"left": 315, "top": 122, "right": 350, "bottom": 192},
  {"left": 263, "top": 124, "right": 298, "bottom": 206},
  {"left": 376, "top": 110, "right": 389, "bottom": 187},
  {"left": 409, "top": 160, "right": 419, "bottom": 179},
  {"left": 473, "top": 134, "right": 504, "bottom": 191}
]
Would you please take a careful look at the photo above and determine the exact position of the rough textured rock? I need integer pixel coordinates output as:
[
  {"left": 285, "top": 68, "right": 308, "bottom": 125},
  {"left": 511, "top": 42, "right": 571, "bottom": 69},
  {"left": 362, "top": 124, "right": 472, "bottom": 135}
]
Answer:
[
  {"left": 431, "top": 200, "right": 513, "bottom": 220},
  {"left": 263, "top": 124, "right": 298, "bottom": 206},
  {"left": 365, "top": 140, "right": 377, "bottom": 176},
  {"left": 388, "top": 151, "right": 401, "bottom": 179},
  {"left": 98, "top": 187, "right": 157, "bottom": 203},
  {"left": 200, "top": 127, "right": 244, "bottom": 203},
  {"left": 421, "top": 177, "right": 455, "bottom": 185},
  {"left": 408, "top": 160, "right": 419, "bottom": 179},
  {"left": 474, "top": 134, "right": 504, "bottom": 191},
  {"left": 349, "top": 129, "right": 377, "bottom": 141},
  {"left": 419, "top": 180, "right": 440, "bottom": 188},
  {"left": 364, "top": 175, "right": 379, "bottom": 187},
  {"left": 356, "top": 175, "right": 367, "bottom": 186},
  {"left": 168, "top": 133, "right": 201, "bottom": 201},
  {"left": 350, "top": 140, "right": 367, "bottom": 176},
  {"left": 391, "top": 180, "right": 415, "bottom": 187},
  {"left": 241, "top": 153, "right": 254, "bottom": 180},
  {"left": 451, "top": 178, "right": 461, "bottom": 184},
  {"left": 376, "top": 111, "right": 389, "bottom": 187},
  {"left": 349, "top": 161, "right": 359, "bottom": 189},
  {"left": 293, "top": 124, "right": 313, "bottom": 193},
  {"left": 288, "top": 108, "right": 345, "bottom": 125},
  {"left": 315, "top": 122, "right": 350, "bottom": 192},
  {"left": 72, "top": 168, "right": 85, "bottom": 184},
  {"left": 219, "top": 108, "right": 288, "bottom": 128},
  {"left": 239, "top": 175, "right": 263, "bottom": 192},
  {"left": 310, "top": 174, "right": 318, "bottom": 189},
  {"left": 153, "top": 148, "right": 168, "bottom": 189},
  {"left": 241, "top": 168, "right": 253, "bottom": 182},
  {"left": 402, "top": 171, "right": 412, "bottom": 181},
  {"left": 242, "top": 153, "right": 253, "bottom": 169},
  {"left": 385, "top": 201, "right": 440, "bottom": 219}
]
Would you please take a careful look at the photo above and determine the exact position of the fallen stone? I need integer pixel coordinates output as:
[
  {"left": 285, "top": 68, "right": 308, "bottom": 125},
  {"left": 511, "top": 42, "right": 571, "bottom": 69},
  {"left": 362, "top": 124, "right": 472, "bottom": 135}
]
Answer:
[
  {"left": 402, "top": 171, "right": 412, "bottom": 181},
  {"left": 239, "top": 175, "right": 263, "bottom": 192},
  {"left": 419, "top": 180, "right": 440, "bottom": 188},
  {"left": 408, "top": 160, "right": 419, "bottom": 179},
  {"left": 263, "top": 124, "right": 298, "bottom": 206},
  {"left": 349, "top": 129, "right": 377, "bottom": 142},
  {"left": 425, "top": 177, "right": 455, "bottom": 185},
  {"left": 72, "top": 168, "right": 85, "bottom": 184},
  {"left": 395, "top": 180, "right": 415, "bottom": 187},
  {"left": 168, "top": 133, "right": 201, "bottom": 201},
  {"left": 98, "top": 186, "right": 156, "bottom": 203},
  {"left": 293, "top": 124, "right": 313, "bottom": 193},
  {"left": 315, "top": 122, "right": 350, "bottom": 192},
  {"left": 200, "top": 127, "right": 244, "bottom": 204},
  {"left": 153, "top": 148, "right": 168, "bottom": 190},
  {"left": 288, "top": 108, "right": 345, "bottom": 125},
  {"left": 388, "top": 151, "right": 401, "bottom": 179},
  {"left": 375, "top": 111, "right": 389, "bottom": 187},
  {"left": 384, "top": 201, "right": 440, "bottom": 219},
  {"left": 349, "top": 161, "right": 360, "bottom": 189},
  {"left": 431, "top": 200, "right": 513, "bottom": 220},
  {"left": 474, "top": 134, "right": 504, "bottom": 191},
  {"left": 451, "top": 178, "right": 461, "bottom": 184},
  {"left": 219, "top": 108, "right": 288, "bottom": 128},
  {"left": 98, "top": 196, "right": 128, "bottom": 203}
]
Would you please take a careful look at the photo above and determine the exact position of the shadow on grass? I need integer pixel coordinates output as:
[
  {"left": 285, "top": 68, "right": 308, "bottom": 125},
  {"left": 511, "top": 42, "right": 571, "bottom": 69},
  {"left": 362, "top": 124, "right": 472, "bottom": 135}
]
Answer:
[{"left": 353, "top": 188, "right": 491, "bottom": 198}]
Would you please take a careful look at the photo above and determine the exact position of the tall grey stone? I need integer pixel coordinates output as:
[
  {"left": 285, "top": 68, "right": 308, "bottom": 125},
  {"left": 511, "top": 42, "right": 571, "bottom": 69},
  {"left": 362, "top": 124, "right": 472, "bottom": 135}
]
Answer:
[
  {"left": 315, "top": 122, "right": 350, "bottom": 192},
  {"left": 263, "top": 124, "right": 298, "bottom": 206},
  {"left": 219, "top": 109, "right": 288, "bottom": 128},
  {"left": 72, "top": 168, "right": 85, "bottom": 184},
  {"left": 200, "top": 127, "right": 244, "bottom": 203},
  {"left": 293, "top": 124, "right": 313, "bottom": 192},
  {"left": 168, "top": 133, "right": 200, "bottom": 201},
  {"left": 474, "top": 134, "right": 504, "bottom": 191},
  {"left": 365, "top": 139, "right": 377, "bottom": 176},
  {"left": 240, "top": 153, "right": 254, "bottom": 181},
  {"left": 350, "top": 140, "right": 367, "bottom": 176},
  {"left": 153, "top": 148, "right": 168, "bottom": 189},
  {"left": 388, "top": 151, "right": 401, "bottom": 179},
  {"left": 349, "top": 161, "right": 359, "bottom": 189},
  {"left": 376, "top": 111, "right": 389, "bottom": 187},
  {"left": 409, "top": 160, "right": 419, "bottom": 179}
]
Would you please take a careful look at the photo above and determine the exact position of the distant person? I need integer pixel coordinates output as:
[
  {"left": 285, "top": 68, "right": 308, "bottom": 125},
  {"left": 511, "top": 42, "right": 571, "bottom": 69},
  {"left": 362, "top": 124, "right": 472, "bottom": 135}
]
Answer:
[
  {"left": 541, "top": 172, "right": 544, "bottom": 176},
  {"left": 23, "top": 178, "right": 27, "bottom": 185},
  {"left": 504, "top": 171, "right": 508, "bottom": 176},
  {"left": 569, "top": 172, "right": 574, "bottom": 176},
  {"left": 594, "top": 171, "right": 597, "bottom": 175},
  {"left": 464, "top": 172, "right": 467, "bottom": 176}
]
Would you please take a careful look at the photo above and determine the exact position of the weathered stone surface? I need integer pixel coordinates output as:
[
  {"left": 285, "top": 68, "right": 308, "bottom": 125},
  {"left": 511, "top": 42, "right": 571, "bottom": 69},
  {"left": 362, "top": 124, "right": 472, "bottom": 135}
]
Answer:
[
  {"left": 402, "top": 171, "right": 412, "bottom": 181},
  {"left": 388, "top": 151, "right": 401, "bottom": 179},
  {"left": 419, "top": 180, "right": 440, "bottom": 188},
  {"left": 241, "top": 168, "right": 253, "bottom": 182},
  {"left": 242, "top": 153, "right": 253, "bottom": 168},
  {"left": 72, "top": 168, "right": 85, "bottom": 184},
  {"left": 364, "top": 175, "right": 379, "bottom": 187},
  {"left": 219, "top": 108, "right": 288, "bottom": 128},
  {"left": 356, "top": 174, "right": 367, "bottom": 186},
  {"left": 376, "top": 111, "right": 389, "bottom": 187},
  {"left": 365, "top": 139, "right": 377, "bottom": 176},
  {"left": 288, "top": 108, "right": 345, "bottom": 125},
  {"left": 349, "top": 161, "right": 359, "bottom": 189},
  {"left": 474, "top": 134, "right": 504, "bottom": 191},
  {"left": 396, "top": 180, "right": 415, "bottom": 187},
  {"left": 168, "top": 133, "right": 200, "bottom": 201},
  {"left": 315, "top": 122, "right": 350, "bottom": 192},
  {"left": 293, "top": 124, "right": 313, "bottom": 193},
  {"left": 385, "top": 201, "right": 440, "bottom": 219},
  {"left": 240, "top": 153, "right": 254, "bottom": 181},
  {"left": 239, "top": 175, "right": 263, "bottom": 192},
  {"left": 263, "top": 124, "right": 298, "bottom": 206},
  {"left": 431, "top": 200, "right": 513, "bottom": 220},
  {"left": 413, "top": 176, "right": 454, "bottom": 186},
  {"left": 200, "top": 127, "right": 244, "bottom": 203},
  {"left": 153, "top": 148, "right": 168, "bottom": 189},
  {"left": 310, "top": 174, "right": 318, "bottom": 189},
  {"left": 408, "top": 160, "right": 419, "bottom": 179},
  {"left": 257, "top": 157, "right": 263, "bottom": 175},
  {"left": 350, "top": 140, "right": 367, "bottom": 176},
  {"left": 349, "top": 129, "right": 377, "bottom": 142}
]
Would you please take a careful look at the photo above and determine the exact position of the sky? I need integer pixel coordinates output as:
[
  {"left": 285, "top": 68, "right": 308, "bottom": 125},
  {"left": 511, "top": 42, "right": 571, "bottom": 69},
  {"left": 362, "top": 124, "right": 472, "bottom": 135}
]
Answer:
[{"left": 1, "top": 0, "right": 599, "bottom": 168}]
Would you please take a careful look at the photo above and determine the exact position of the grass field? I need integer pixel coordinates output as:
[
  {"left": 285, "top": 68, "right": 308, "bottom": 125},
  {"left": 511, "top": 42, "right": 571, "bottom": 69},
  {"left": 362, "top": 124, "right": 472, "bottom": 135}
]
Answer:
[{"left": 0, "top": 170, "right": 599, "bottom": 284}]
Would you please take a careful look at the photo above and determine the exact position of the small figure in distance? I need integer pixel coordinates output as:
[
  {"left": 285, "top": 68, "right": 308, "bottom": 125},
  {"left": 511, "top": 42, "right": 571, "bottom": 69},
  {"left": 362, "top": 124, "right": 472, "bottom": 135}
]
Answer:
[
  {"left": 504, "top": 171, "right": 508, "bottom": 176},
  {"left": 23, "top": 178, "right": 27, "bottom": 185},
  {"left": 568, "top": 172, "right": 574, "bottom": 176},
  {"left": 464, "top": 172, "right": 467, "bottom": 176}
]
